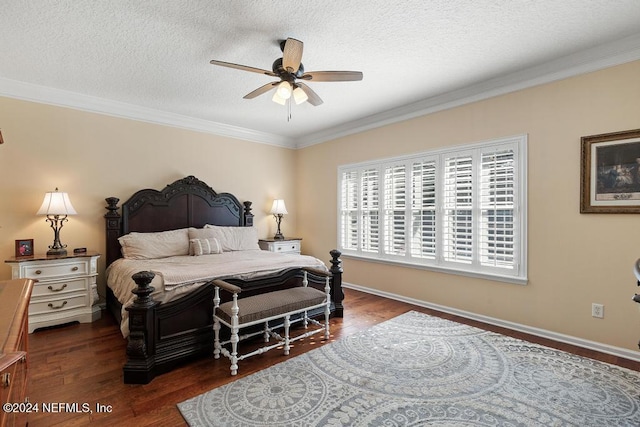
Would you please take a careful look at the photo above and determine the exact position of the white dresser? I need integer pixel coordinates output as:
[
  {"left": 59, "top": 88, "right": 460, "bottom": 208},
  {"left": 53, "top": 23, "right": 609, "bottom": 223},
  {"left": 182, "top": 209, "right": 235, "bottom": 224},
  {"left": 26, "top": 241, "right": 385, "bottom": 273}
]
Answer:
[
  {"left": 5, "top": 252, "right": 101, "bottom": 333},
  {"left": 258, "top": 238, "right": 302, "bottom": 254}
]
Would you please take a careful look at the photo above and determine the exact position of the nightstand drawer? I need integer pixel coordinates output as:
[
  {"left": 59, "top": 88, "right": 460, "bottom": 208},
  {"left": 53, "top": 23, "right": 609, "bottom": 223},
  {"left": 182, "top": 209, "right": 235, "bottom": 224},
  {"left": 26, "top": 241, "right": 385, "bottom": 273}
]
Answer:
[
  {"left": 23, "top": 260, "right": 87, "bottom": 280},
  {"left": 259, "top": 239, "right": 302, "bottom": 254},
  {"left": 32, "top": 277, "right": 88, "bottom": 297},
  {"left": 29, "top": 294, "right": 89, "bottom": 316},
  {"left": 272, "top": 240, "right": 301, "bottom": 253}
]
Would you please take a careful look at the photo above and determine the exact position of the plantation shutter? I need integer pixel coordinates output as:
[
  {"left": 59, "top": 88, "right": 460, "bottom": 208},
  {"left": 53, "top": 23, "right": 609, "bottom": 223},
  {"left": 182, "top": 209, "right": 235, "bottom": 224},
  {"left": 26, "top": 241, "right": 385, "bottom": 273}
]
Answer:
[
  {"left": 410, "top": 159, "right": 437, "bottom": 259},
  {"left": 339, "top": 170, "right": 359, "bottom": 250},
  {"left": 479, "top": 147, "right": 517, "bottom": 271},
  {"left": 361, "top": 168, "right": 380, "bottom": 253},
  {"left": 443, "top": 154, "right": 473, "bottom": 264},
  {"left": 337, "top": 134, "right": 526, "bottom": 283},
  {"left": 384, "top": 163, "right": 406, "bottom": 256}
]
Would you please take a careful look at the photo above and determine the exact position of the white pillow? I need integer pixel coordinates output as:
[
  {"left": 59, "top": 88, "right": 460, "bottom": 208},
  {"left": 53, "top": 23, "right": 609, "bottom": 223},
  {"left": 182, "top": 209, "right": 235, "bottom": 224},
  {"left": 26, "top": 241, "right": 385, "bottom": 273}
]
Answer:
[
  {"left": 202, "top": 225, "right": 260, "bottom": 251},
  {"left": 118, "top": 228, "right": 189, "bottom": 260},
  {"left": 189, "top": 238, "right": 223, "bottom": 256}
]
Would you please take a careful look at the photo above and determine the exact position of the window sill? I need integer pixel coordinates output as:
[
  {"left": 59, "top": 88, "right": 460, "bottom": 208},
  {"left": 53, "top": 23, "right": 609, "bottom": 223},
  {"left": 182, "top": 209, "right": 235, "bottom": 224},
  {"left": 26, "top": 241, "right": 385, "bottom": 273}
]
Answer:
[{"left": 340, "top": 253, "right": 528, "bottom": 286}]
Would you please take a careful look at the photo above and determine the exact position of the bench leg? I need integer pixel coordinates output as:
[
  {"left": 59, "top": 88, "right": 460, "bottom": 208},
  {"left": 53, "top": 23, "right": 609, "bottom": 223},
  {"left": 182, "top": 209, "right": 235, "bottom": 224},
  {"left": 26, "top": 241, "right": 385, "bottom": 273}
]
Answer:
[
  {"left": 213, "top": 317, "right": 221, "bottom": 359},
  {"left": 324, "top": 302, "right": 330, "bottom": 340},
  {"left": 283, "top": 314, "right": 291, "bottom": 356},
  {"left": 324, "top": 276, "right": 331, "bottom": 339},
  {"left": 263, "top": 321, "right": 270, "bottom": 342},
  {"left": 230, "top": 324, "right": 239, "bottom": 375},
  {"left": 230, "top": 292, "right": 240, "bottom": 375}
]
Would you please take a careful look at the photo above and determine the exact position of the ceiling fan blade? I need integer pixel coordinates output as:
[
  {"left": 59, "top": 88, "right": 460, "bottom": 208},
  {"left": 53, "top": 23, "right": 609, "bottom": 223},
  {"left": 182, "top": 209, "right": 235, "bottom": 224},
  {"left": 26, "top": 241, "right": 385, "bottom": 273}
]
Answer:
[
  {"left": 243, "top": 82, "right": 279, "bottom": 99},
  {"left": 210, "top": 60, "right": 277, "bottom": 77},
  {"left": 282, "top": 38, "right": 303, "bottom": 73},
  {"left": 300, "top": 71, "right": 363, "bottom": 82},
  {"left": 296, "top": 82, "right": 323, "bottom": 106}
]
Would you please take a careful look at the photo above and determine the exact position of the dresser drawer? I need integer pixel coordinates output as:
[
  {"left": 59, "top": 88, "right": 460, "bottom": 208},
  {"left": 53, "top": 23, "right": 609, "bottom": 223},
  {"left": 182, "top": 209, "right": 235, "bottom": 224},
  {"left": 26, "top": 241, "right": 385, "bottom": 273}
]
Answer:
[
  {"left": 23, "top": 260, "right": 88, "bottom": 280},
  {"left": 31, "top": 277, "right": 88, "bottom": 298},
  {"left": 29, "top": 294, "right": 89, "bottom": 316}
]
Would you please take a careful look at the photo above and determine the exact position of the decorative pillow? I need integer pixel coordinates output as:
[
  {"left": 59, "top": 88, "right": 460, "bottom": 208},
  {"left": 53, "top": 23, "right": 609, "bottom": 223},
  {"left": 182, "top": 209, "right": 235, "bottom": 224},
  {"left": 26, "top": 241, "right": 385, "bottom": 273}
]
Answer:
[
  {"left": 118, "top": 228, "right": 189, "bottom": 259},
  {"left": 188, "top": 227, "right": 216, "bottom": 240},
  {"left": 202, "top": 225, "right": 260, "bottom": 251},
  {"left": 189, "top": 238, "right": 223, "bottom": 256}
]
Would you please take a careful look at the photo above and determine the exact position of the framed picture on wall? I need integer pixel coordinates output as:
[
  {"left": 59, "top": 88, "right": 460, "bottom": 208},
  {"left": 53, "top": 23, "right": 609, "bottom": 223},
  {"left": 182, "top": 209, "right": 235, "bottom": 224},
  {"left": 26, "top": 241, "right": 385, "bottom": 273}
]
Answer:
[
  {"left": 15, "top": 239, "right": 34, "bottom": 258},
  {"left": 581, "top": 128, "right": 640, "bottom": 213}
]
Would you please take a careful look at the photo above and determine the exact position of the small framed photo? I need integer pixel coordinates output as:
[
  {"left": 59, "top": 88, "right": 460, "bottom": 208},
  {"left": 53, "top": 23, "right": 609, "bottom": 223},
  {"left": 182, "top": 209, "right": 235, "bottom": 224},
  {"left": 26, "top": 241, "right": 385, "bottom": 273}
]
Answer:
[
  {"left": 580, "top": 128, "right": 640, "bottom": 213},
  {"left": 15, "top": 239, "right": 34, "bottom": 258}
]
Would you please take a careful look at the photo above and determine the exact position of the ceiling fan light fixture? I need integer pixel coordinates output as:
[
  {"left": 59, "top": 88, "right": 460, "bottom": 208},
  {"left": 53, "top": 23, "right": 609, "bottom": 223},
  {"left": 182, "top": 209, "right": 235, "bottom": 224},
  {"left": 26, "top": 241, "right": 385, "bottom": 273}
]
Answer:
[
  {"left": 272, "top": 91, "right": 287, "bottom": 105},
  {"left": 276, "top": 81, "right": 292, "bottom": 99},
  {"left": 293, "top": 86, "right": 308, "bottom": 104}
]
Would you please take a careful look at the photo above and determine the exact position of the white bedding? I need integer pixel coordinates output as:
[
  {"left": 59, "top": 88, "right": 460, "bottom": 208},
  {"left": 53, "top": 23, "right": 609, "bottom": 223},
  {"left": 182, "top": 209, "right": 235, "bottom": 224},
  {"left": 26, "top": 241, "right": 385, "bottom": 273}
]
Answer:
[{"left": 106, "top": 249, "right": 328, "bottom": 337}]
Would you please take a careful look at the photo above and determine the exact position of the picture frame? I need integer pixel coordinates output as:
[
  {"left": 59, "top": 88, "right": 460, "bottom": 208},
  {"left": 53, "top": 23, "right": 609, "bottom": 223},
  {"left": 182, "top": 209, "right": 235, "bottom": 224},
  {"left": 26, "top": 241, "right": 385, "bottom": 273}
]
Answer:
[
  {"left": 580, "top": 128, "right": 640, "bottom": 213},
  {"left": 15, "top": 239, "right": 34, "bottom": 258}
]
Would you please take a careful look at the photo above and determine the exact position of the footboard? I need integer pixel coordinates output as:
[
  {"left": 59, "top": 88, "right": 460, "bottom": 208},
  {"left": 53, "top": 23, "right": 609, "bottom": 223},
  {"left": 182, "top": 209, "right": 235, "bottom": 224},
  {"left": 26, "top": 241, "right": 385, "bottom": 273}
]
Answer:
[
  {"left": 121, "top": 251, "right": 343, "bottom": 384},
  {"left": 124, "top": 271, "right": 215, "bottom": 384}
]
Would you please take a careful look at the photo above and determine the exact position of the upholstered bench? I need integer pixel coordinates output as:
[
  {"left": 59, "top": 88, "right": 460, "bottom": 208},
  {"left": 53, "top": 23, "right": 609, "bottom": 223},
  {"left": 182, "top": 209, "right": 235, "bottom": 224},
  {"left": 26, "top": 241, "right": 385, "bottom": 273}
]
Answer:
[{"left": 212, "top": 268, "right": 331, "bottom": 375}]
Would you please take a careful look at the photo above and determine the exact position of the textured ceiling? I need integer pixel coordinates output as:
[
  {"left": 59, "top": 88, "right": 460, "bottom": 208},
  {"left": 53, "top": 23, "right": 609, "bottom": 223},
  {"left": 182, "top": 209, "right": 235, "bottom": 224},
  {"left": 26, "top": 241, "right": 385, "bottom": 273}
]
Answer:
[{"left": 1, "top": 1, "right": 640, "bottom": 148}]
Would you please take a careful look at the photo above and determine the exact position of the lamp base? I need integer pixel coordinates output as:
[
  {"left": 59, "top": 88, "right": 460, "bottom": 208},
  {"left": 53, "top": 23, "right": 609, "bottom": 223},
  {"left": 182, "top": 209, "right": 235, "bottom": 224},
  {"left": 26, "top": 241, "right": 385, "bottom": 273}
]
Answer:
[
  {"left": 273, "top": 233, "right": 285, "bottom": 240},
  {"left": 46, "top": 247, "right": 67, "bottom": 257}
]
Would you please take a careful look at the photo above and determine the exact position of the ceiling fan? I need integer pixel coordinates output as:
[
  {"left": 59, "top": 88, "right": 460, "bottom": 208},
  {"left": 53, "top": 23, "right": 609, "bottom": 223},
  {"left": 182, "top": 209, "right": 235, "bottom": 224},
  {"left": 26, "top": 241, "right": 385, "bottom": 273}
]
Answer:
[{"left": 209, "top": 38, "right": 363, "bottom": 107}]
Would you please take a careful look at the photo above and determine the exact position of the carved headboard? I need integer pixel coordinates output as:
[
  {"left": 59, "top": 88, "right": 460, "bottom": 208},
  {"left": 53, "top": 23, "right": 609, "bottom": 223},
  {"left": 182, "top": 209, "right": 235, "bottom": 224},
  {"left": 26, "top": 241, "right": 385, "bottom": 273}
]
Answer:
[{"left": 104, "top": 176, "right": 254, "bottom": 266}]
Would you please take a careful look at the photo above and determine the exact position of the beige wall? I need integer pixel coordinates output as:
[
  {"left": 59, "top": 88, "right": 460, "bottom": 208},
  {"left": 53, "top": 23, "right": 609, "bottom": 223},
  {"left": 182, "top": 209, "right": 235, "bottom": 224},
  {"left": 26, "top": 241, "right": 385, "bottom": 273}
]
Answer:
[
  {"left": 297, "top": 60, "right": 640, "bottom": 352},
  {"left": 2, "top": 60, "right": 639, "bottom": 353},
  {"left": 0, "top": 98, "right": 297, "bottom": 299}
]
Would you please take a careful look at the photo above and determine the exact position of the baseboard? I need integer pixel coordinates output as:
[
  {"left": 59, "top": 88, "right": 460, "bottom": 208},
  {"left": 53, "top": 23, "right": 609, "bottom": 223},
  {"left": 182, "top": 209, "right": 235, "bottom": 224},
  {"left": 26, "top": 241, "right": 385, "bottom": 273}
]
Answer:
[{"left": 344, "top": 282, "right": 640, "bottom": 363}]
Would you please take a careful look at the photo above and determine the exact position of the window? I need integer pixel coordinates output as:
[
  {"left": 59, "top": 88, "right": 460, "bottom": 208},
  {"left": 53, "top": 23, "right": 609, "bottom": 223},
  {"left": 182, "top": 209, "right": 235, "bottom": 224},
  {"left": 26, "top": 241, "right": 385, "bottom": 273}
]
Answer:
[{"left": 337, "top": 135, "right": 527, "bottom": 284}]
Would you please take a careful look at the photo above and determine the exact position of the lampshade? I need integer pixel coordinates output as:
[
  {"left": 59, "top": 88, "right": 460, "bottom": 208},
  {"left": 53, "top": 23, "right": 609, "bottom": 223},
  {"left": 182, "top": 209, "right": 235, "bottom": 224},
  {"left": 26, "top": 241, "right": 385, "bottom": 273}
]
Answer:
[
  {"left": 634, "top": 258, "right": 640, "bottom": 281},
  {"left": 37, "top": 188, "right": 77, "bottom": 216},
  {"left": 270, "top": 199, "right": 288, "bottom": 215},
  {"left": 276, "top": 81, "right": 292, "bottom": 99},
  {"left": 272, "top": 91, "right": 287, "bottom": 105},
  {"left": 293, "top": 86, "right": 308, "bottom": 105}
]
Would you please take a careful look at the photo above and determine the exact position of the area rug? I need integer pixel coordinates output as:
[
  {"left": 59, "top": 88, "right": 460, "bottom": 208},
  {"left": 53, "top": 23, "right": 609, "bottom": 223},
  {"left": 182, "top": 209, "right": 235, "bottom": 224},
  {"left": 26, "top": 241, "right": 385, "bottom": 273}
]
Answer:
[{"left": 178, "top": 311, "right": 640, "bottom": 426}]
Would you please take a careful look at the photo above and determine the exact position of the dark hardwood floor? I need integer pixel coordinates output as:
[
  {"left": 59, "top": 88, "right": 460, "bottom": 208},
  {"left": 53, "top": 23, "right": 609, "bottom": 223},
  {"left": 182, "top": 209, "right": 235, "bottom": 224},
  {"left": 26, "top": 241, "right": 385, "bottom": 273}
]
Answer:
[{"left": 26, "top": 288, "right": 640, "bottom": 426}]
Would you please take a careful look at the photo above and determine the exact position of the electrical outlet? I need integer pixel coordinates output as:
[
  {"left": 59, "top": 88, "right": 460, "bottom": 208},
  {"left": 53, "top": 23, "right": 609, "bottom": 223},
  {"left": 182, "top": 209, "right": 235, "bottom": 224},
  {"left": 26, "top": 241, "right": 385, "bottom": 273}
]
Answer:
[{"left": 592, "top": 303, "right": 604, "bottom": 318}]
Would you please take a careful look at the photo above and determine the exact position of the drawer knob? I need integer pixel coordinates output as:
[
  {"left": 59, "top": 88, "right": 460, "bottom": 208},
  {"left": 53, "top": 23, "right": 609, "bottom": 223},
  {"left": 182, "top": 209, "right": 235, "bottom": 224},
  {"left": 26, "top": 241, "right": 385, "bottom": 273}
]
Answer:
[
  {"left": 48, "top": 301, "right": 68, "bottom": 310},
  {"left": 72, "top": 266, "right": 79, "bottom": 271},
  {"left": 48, "top": 284, "right": 68, "bottom": 292},
  {"left": 35, "top": 270, "right": 42, "bottom": 275}
]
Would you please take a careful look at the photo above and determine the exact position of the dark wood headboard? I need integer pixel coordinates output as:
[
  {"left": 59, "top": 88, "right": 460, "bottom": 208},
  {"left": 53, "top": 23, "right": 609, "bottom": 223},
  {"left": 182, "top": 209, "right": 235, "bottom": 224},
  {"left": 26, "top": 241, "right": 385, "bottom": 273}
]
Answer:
[{"left": 104, "top": 176, "right": 254, "bottom": 266}]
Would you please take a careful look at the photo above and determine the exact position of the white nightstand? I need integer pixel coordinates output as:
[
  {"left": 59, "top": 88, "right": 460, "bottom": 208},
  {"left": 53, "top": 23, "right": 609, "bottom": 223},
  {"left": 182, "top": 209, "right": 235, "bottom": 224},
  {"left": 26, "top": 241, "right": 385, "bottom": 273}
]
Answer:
[
  {"left": 259, "top": 238, "right": 302, "bottom": 254},
  {"left": 5, "top": 252, "right": 101, "bottom": 333}
]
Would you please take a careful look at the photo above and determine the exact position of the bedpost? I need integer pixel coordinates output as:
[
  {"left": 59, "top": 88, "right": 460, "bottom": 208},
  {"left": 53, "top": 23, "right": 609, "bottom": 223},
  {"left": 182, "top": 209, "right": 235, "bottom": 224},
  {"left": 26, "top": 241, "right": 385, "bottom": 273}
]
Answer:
[
  {"left": 105, "top": 197, "right": 121, "bottom": 266},
  {"left": 124, "top": 271, "right": 160, "bottom": 384},
  {"left": 329, "top": 249, "right": 344, "bottom": 317},
  {"left": 243, "top": 201, "right": 254, "bottom": 226}
]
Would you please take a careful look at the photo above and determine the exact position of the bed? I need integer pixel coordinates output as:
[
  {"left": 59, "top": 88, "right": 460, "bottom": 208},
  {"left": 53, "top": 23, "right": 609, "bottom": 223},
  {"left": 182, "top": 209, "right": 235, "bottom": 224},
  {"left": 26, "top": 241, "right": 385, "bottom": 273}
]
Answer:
[{"left": 104, "top": 175, "right": 344, "bottom": 384}]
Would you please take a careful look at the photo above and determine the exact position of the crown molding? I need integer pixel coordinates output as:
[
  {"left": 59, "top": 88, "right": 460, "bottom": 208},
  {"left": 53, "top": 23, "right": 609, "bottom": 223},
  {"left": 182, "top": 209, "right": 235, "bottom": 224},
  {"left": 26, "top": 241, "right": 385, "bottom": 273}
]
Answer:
[
  {"left": 0, "top": 77, "right": 295, "bottom": 149},
  {"left": 296, "top": 33, "right": 640, "bottom": 149}
]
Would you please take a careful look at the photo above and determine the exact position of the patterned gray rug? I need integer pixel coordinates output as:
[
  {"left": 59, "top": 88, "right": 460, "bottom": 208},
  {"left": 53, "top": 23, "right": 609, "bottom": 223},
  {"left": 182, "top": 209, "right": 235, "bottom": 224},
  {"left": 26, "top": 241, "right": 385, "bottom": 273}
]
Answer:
[{"left": 178, "top": 311, "right": 640, "bottom": 426}]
